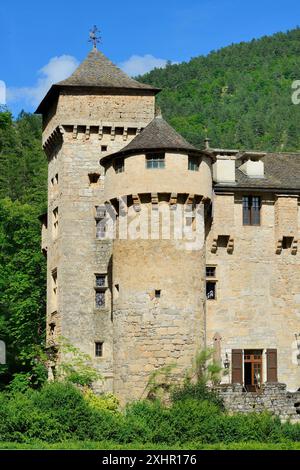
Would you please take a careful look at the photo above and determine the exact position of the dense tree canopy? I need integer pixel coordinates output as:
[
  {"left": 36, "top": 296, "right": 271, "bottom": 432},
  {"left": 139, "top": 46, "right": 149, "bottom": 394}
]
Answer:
[
  {"left": 0, "top": 109, "right": 47, "bottom": 387},
  {"left": 138, "top": 28, "right": 300, "bottom": 151}
]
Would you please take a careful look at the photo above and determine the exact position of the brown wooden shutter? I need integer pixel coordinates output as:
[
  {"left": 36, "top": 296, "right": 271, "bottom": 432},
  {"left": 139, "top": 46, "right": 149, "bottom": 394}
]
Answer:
[
  {"left": 231, "top": 349, "right": 243, "bottom": 384},
  {"left": 266, "top": 349, "right": 278, "bottom": 382}
]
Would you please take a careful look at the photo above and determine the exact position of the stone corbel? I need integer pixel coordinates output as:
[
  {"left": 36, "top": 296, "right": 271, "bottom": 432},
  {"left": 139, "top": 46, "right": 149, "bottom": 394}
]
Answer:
[
  {"left": 227, "top": 236, "right": 234, "bottom": 254},
  {"left": 85, "top": 125, "right": 90, "bottom": 140},
  {"left": 211, "top": 237, "right": 218, "bottom": 253},
  {"left": 292, "top": 238, "right": 298, "bottom": 255},
  {"left": 170, "top": 192, "right": 177, "bottom": 209},
  {"left": 111, "top": 126, "right": 116, "bottom": 141},
  {"left": 151, "top": 192, "right": 159, "bottom": 210},
  {"left": 137, "top": 127, "right": 141, "bottom": 135},
  {"left": 98, "top": 125, "right": 103, "bottom": 140},
  {"left": 123, "top": 127, "right": 128, "bottom": 141},
  {"left": 275, "top": 239, "right": 283, "bottom": 255},
  {"left": 72, "top": 125, "right": 78, "bottom": 139},
  {"left": 186, "top": 193, "right": 195, "bottom": 207},
  {"left": 132, "top": 194, "right": 141, "bottom": 212}
]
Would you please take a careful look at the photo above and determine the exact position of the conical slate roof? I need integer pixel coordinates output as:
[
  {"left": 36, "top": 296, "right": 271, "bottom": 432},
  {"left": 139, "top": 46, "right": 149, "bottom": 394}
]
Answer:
[
  {"left": 57, "top": 48, "right": 158, "bottom": 90},
  {"left": 101, "top": 115, "right": 200, "bottom": 164},
  {"left": 35, "top": 48, "right": 160, "bottom": 114}
]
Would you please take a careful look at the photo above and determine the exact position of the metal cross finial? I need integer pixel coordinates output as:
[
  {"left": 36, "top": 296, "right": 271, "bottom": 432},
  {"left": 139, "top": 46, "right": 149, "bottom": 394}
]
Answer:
[{"left": 89, "top": 25, "right": 101, "bottom": 49}]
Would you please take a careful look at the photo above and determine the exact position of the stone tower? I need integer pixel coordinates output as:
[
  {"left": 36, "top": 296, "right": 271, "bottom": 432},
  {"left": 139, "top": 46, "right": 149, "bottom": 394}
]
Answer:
[{"left": 37, "top": 46, "right": 213, "bottom": 401}]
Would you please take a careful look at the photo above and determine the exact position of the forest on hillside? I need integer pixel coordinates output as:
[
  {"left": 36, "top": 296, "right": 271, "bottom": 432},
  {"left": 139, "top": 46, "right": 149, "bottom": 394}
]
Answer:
[
  {"left": 138, "top": 27, "right": 300, "bottom": 151},
  {"left": 1, "top": 27, "right": 300, "bottom": 386}
]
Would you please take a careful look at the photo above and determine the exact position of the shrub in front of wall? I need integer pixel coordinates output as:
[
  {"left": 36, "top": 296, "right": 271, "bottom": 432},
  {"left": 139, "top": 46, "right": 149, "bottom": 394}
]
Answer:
[
  {"left": 83, "top": 388, "right": 120, "bottom": 414},
  {"left": 218, "top": 412, "right": 284, "bottom": 444},
  {"left": 169, "top": 399, "right": 224, "bottom": 444},
  {"left": 171, "top": 381, "right": 224, "bottom": 410},
  {"left": 119, "top": 400, "right": 176, "bottom": 444}
]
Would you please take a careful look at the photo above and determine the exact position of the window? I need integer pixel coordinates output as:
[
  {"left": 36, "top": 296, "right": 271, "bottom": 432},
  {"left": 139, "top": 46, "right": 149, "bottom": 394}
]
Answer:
[
  {"left": 101, "top": 145, "right": 108, "bottom": 152},
  {"left": 146, "top": 153, "right": 165, "bottom": 169},
  {"left": 188, "top": 155, "right": 200, "bottom": 171},
  {"left": 51, "top": 268, "right": 58, "bottom": 309},
  {"left": 95, "top": 274, "right": 106, "bottom": 287},
  {"left": 51, "top": 174, "right": 58, "bottom": 187},
  {"left": 52, "top": 269, "right": 57, "bottom": 295},
  {"left": 95, "top": 292, "right": 105, "bottom": 308},
  {"left": 95, "top": 342, "right": 103, "bottom": 357},
  {"left": 243, "top": 196, "right": 261, "bottom": 226},
  {"left": 206, "top": 266, "right": 217, "bottom": 300},
  {"left": 114, "top": 158, "right": 125, "bottom": 174},
  {"left": 206, "top": 266, "right": 216, "bottom": 278},
  {"left": 95, "top": 206, "right": 106, "bottom": 239},
  {"left": 206, "top": 281, "right": 216, "bottom": 300},
  {"left": 53, "top": 207, "right": 58, "bottom": 237},
  {"left": 95, "top": 273, "right": 107, "bottom": 308},
  {"left": 155, "top": 289, "right": 161, "bottom": 298}
]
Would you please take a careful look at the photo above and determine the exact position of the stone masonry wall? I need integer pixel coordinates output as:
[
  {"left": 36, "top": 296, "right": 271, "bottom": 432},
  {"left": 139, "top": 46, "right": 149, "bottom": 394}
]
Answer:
[
  {"left": 206, "top": 192, "right": 300, "bottom": 391},
  {"left": 215, "top": 383, "right": 300, "bottom": 422}
]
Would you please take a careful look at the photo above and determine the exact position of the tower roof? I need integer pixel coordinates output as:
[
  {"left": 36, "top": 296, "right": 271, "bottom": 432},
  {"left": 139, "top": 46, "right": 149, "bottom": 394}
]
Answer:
[
  {"left": 35, "top": 48, "right": 160, "bottom": 114},
  {"left": 101, "top": 115, "right": 200, "bottom": 164},
  {"left": 57, "top": 48, "right": 159, "bottom": 90}
]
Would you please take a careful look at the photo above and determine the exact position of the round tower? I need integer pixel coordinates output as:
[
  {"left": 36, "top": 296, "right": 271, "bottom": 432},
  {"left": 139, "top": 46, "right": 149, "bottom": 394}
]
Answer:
[{"left": 101, "top": 116, "right": 213, "bottom": 402}]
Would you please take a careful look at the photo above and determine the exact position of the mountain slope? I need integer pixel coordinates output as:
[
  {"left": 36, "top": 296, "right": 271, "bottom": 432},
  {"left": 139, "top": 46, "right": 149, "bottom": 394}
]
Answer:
[{"left": 138, "top": 28, "right": 300, "bottom": 152}]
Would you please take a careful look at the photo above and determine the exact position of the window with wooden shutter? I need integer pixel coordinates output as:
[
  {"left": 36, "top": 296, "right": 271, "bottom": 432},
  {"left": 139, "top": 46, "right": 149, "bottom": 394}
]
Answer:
[
  {"left": 231, "top": 349, "right": 243, "bottom": 384},
  {"left": 266, "top": 349, "right": 278, "bottom": 382}
]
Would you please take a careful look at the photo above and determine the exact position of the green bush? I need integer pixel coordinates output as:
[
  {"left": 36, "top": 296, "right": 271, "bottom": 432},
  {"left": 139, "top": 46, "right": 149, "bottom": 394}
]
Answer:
[
  {"left": 1, "top": 380, "right": 300, "bottom": 445},
  {"left": 83, "top": 388, "right": 119, "bottom": 414},
  {"left": 170, "top": 399, "right": 223, "bottom": 443},
  {"left": 121, "top": 400, "right": 176, "bottom": 444},
  {"left": 171, "top": 381, "right": 224, "bottom": 410}
]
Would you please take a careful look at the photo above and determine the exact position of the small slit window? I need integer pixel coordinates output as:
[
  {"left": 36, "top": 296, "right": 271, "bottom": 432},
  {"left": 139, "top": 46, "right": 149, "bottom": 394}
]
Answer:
[
  {"left": 206, "top": 266, "right": 216, "bottom": 278},
  {"left": 95, "top": 342, "right": 103, "bottom": 357}
]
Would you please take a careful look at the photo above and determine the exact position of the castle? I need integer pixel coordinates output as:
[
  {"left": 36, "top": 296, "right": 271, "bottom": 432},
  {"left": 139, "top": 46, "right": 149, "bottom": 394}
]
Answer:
[{"left": 36, "top": 44, "right": 300, "bottom": 405}]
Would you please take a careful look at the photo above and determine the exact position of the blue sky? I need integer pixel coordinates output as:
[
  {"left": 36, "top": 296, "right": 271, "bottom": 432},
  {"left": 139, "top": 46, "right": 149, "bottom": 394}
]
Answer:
[{"left": 1, "top": 0, "right": 300, "bottom": 116}]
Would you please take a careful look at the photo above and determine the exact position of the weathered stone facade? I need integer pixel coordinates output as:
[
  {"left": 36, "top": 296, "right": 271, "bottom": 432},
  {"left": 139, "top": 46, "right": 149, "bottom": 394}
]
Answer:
[
  {"left": 215, "top": 383, "right": 300, "bottom": 422},
  {"left": 38, "top": 47, "right": 300, "bottom": 407}
]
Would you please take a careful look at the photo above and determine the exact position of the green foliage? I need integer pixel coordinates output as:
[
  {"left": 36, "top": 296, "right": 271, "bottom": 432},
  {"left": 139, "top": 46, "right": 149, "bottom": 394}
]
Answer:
[
  {"left": 0, "top": 381, "right": 300, "bottom": 445},
  {"left": 138, "top": 27, "right": 300, "bottom": 152},
  {"left": 188, "top": 348, "right": 226, "bottom": 385},
  {"left": 143, "top": 363, "right": 176, "bottom": 401},
  {"left": 55, "top": 337, "right": 102, "bottom": 387},
  {"left": 171, "top": 381, "right": 224, "bottom": 409},
  {"left": 0, "top": 197, "right": 47, "bottom": 388},
  {"left": 0, "top": 110, "right": 46, "bottom": 205},
  {"left": 83, "top": 388, "right": 120, "bottom": 413}
]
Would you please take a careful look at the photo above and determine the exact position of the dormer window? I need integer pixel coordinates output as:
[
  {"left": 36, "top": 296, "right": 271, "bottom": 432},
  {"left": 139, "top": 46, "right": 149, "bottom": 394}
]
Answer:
[
  {"left": 188, "top": 155, "right": 200, "bottom": 171},
  {"left": 146, "top": 153, "right": 165, "bottom": 169},
  {"left": 114, "top": 158, "right": 124, "bottom": 174}
]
